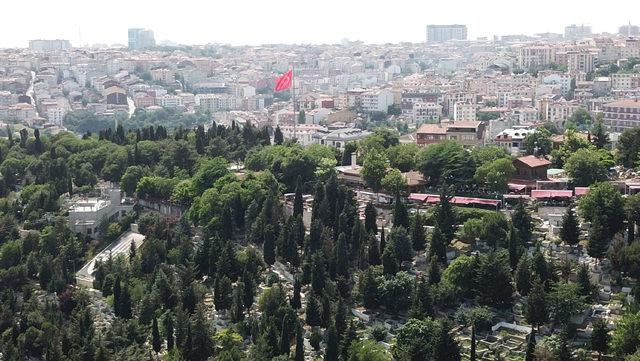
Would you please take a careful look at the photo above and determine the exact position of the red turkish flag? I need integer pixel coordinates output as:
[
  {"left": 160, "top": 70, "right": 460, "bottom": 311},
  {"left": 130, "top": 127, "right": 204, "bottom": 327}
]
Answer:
[{"left": 274, "top": 70, "right": 292, "bottom": 92}]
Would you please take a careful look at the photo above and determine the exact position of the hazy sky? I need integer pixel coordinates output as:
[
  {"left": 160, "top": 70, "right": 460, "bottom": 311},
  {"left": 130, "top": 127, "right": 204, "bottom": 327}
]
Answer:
[{"left": 1, "top": 0, "right": 638, "bottom": 47}]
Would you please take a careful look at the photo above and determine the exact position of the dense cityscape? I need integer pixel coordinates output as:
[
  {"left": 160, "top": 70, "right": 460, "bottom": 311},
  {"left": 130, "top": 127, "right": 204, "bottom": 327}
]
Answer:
[{"left": 3, "top": 17, "right": 640, "bottom": 361}]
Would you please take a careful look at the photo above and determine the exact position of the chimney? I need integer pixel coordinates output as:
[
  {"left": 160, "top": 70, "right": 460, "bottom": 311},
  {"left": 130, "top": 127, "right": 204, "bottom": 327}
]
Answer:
[{"left": 351, "top": 152, "right": 357, "bottom": 169}]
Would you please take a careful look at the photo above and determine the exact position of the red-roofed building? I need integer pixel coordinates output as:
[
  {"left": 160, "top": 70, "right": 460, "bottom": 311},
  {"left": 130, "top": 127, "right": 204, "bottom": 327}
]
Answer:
[
  {"left": 513, "top": 155, "right": 550, "bottom": 182},
  {"left": 416, "top": 120, "right": 485, "bottom": 147}
]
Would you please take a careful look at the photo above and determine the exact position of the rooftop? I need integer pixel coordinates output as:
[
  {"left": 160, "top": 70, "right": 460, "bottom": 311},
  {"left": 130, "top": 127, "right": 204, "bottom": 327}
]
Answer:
[{"left": 515, "top": 155, "right": 551, "bottom": 168}]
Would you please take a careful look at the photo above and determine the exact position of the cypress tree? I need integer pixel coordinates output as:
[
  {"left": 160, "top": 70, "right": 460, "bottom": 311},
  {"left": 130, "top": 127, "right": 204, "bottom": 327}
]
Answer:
[
  {"left": 294, "top": 324, "right": 304, "bottom": 361},
  {"left": 305, "top": 292, "right": 321, "bottom": 327},
  {"left": 165, "top": 312, "right": 175, "bottom": 350},
  {"left": 364, "top": 202, "right": 378, "bottom": 234},
  {"left": 409, "top": 275, "right": 434, "bottom": 319},
  {"left": 325, "top": 324, "right": 339, "bottom": 361},
  {"left": 152, "top": 316, "right": 161, "bottom": 353},
  {"left": 191, "top": 308, "right": 213, "bottom": 361},
  {"left": 470, "top": 325, "right": 476, "bottom": 361},
  {"left": 274, "top": 126, "right": 284, "bottom": 145},
  {"left": 291, "top": 277, "right": 302, "bottom": 309},
  {"left": 380, "top": 226, "right": 386, "bottom": 255},
  {"left": 120, "top": 282, "right": 132, "bottom": 319},
  {"left": 412, "top": 213, "right": 427, "bottom": 251},
  {"left": 525, "top": 277, "right": 548, "bottom": 328},
  {"left": 429, "top": 225, "right": 448, "bottom": 264},
  {"left": 590, "top": 318, "right": 610, "bottom": 359},
  {"left": 588, "top": 217, "right": 609, "bottom": 260},
  {"left": 263, "top": 224, "right": 276, "bottom": 266},
  {"left": 512, "top": 200, "right": 533, "bottom": 244},
  {"left": 427, "top": 256, "right": 441, "bottom": 285},
  {"left": 242, "top": 271, "right": 255, "bottom": 311},
  {"left": 515, "top": 253, "right": 532, "bottom": 296},
  {"left": 311, "top": 252, "right": 326, "bottom": 293},
  {"left": 393, "top": 193, "right": 410, "bottom": 229},
  {"left": 362, "top": 267, "right": 379, "bottom": 309},
  {"left": 382, "top": 243, "right": 398, "bottom": 275},
  {"left": 577, "top": 263, "right": 593, "bottom": 301},
  {"left": 434, "top": 321, "right": 461, "bottom": 361},
  {"left": 436, "top": 186, "right": 457, "bottom": 243},
  {"left": 525, "top": 328, "right": 536, "bottom": 361},
  {"left": 293, "top": 175, "right": 304, "bottom": 217},
  {"left": 113, "top": 275, "right": 121, "bottom": 317},
  {"left": 214, "top": 275, "right": 232, "bottom": 311},
  {"left": 335, "top": 233, "right": 349, "bottom": 278},
  {"left": 560, "top": 205, "right": 580, "bottom": 245},
  {"left": 231, "top": 283, "right": 245, "bottom": 322},
  {"left": 367, "top": 233, "right": 381, "bottom": 266},
  {"left": 507, "top": 223, "right": 520, "bottom": 271}
]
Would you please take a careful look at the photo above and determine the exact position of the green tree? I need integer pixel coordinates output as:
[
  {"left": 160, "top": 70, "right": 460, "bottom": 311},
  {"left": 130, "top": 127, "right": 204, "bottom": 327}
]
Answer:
[
  {"left": 347, "top": 340, "right": 392, "bottom": 361},
  {"left": 263, "top": 224, "right": 276, "bottom": 266},
  {"left": 429, "top": 226, "right": 447, "bottom": 264},
  {"left": 512, "top": 200, "right": 533, "bottom": 244},
  {"left": 588, "top": 217, "right": 610, "bottom": 260},
  {"left": 525, "top": 328, "right": 537, "bottom": 361},
  {"left": 362, "top": 148, "right": 388, "bottom": 193},
  {"left": 617, "top": 127, "right": 640, "bottom": 167},
  {"left": 590, "top": 318, "right": 610, "bottom": 359},
  {"left": 409, "top": 275, "right": 434, "bottom": 319},
  {"left": 524, "top": 129, "right": 553, "bottom": 156},
  {"left": 476, "top": 251, "right": 513, "bottom": 309},
  {"left": 165, "top": 312, "right": 175, "bottom": 350},
  {"left": 548, "top": 282, "right": 587, "bottom": 326},
  {"left": 415, "top": 140, "right": 475, "bottom": 186},
  {"left": 433, "top": 321, "right": 461, "bottom": 361},
  {"left": 470, "top": 325, "right": 476, "bottom": 361},
  {"left": 152, "top": 316, "right": 162, "bottom": 354},
  {"left": 525, "top": 277, "right": 548, "bottom": 328},
  {"left": 474, "top": 157, "right": 515, "bottom": 193},
  {"left": 382, "top": 168, "right": 407, "bottom": 194},
  {"left": 390, "top": 226, "right": 413, "bottom": 263},
  {"left": 274, "top": 126, "right": 284, "bottom": 145},
  {"left": 293, "top": 175, "right": 304, "bottom": 217},
  {"left": 387, "top": 144, "right": 419, "bottom": 172},
  {"left": 579, "top": 182, "right": 625, "bottom": 238},
  {"left": 576, "top": 263, "right": 593, "bottom": 301},
  {"left": 435, "top": 186, "right": 457, "bottom": 243},
  {"left": 560, "top": 204, "right": 580, "bottom": 245},
  {"left": 412, "top": 213, "right": 427, "bottom": 251},
  {"left": 565, "top": 148, "right": 612, "bottom": 187},
  {"left": 305, "top": 292, "right": 321, "bottom": 326},
  {"left": 592, "top": 120, "right": 610, "bottom": 149},
  {"left": 393, "top": 193, "right": 410, "bottom": 229},
  {"left": 326, "top": 324, "right": 339, "bottom": 361},
  {"left": 382, "top": 243, "right": 398, "bottom": 275},
  {"left": 298, "top": 109, "right": 306, "bottom": 124},
  {"left": 515, "top": 254, "right": 532, "bottom": 296},
  {"left": 364, "top": 202, "right": 378, "bottom": 235},
  {"left": 612, "top": 312, "right": 640, "bottom": 356},
  {"left": 361, "top": 267, "right": 380, "bottom": 309}
]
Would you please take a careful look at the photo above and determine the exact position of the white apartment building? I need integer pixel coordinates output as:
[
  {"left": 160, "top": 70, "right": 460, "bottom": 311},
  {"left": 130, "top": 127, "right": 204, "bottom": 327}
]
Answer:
[
  {"left": 494, "top": 128, "right": 537, "bottom": 154},
  {"left": 156, "top": 94, "right": 183, "bottom": 109},
  {"left": 150, "top": 68, "right": 175, "bottom": 84},
  {"left": 516, "top": 45, "right": 556, "bottom": 70},
  {"left": 195, "top": 94, "right": 240, "bottom": 113},
  {"left": 566, "top": 50, "right": 596, "bottom": 74},
  {"left": 412, "top": 102, "right": 442, "bottom": 124},
  {"left": 611, "top": 73, "right": 637, "bottom": 90},
  {"left": 68, "top": 188, "right": 134, "bottom": 238},
  {"left": 510, "top": 107, "right": 539, "bottom": 124},
  {"left": 47, "top": 107, "right": 67, "bottom": 126},
  {"left": 360, "top": 89, "right": 394, "bottom": 113},
  {"left": 279, "top": 124, "right": 327, "bottom": 147},
  {"left": 546, "top": 100, "right": 580, "bottom": 127},
  {"left": 453, "top": 102, "right": 477, "bottom": 121}
]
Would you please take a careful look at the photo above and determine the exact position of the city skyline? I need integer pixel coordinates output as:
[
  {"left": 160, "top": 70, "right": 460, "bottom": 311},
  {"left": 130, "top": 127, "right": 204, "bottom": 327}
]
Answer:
[{"left": 1, "top": 0, "right": 639, "bottom": 48}]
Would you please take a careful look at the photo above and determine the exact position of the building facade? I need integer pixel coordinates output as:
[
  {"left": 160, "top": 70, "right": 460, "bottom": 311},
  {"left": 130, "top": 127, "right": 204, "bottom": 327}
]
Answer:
[{"left": 426, "top": 25, "right": 468, "bottom": 43}]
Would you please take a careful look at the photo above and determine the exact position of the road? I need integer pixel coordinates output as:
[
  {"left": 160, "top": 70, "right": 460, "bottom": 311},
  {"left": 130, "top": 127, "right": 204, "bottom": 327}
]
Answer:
[{"left": 76, "top": 231, "right": 146, "bottom": 288}]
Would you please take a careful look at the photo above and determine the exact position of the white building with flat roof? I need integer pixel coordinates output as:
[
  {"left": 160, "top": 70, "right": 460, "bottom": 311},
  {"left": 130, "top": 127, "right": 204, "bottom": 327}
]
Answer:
[{"left": 68, "top": 188, "right": 134, "bottom": 238}]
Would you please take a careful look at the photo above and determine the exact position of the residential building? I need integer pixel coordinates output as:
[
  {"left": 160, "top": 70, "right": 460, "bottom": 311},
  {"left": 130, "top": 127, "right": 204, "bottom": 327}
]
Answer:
[
  {"left": 416, "top": 120, "right": 485, "bottom": 147},
  {"left": 453, "top": 102, "right": 477, "bottom": 121},
  {"left": 619, "top": 24, "right": 640, "bottom": 37},
  {"left": 426, "top": 25, "right": 468, "bottom": 43},
  {"left": 46, "top": 107, "right": 66, "bottom": 126},
  {"left": 195, "top": 94, "right": 240, "bottom": 112},
  {"left": 361, "top": 89, "right": 394, "bottom": 113},
  {"left": 312, "top": 128, "right": 372, "bottom": 151},
  {"left": 128, "top": 28, "right": 155, "bottom": 49},
  {"left": 611, "top": 73, "right": 637, "bottom": 90},
  {"left": 68, "top": 188, "right": 134, "bottom": 238},
  {"left": 512, "top": 155, "right": 551, "bottom": 182},
  {"left": 516, "top": 45, "right": 556, "bottom": 70},
  {"left": 28, "top": 39, "right": 71, "bottom": 51},
  {"left": 566, "top": 50, "right": 596, "bottom": 73},
  {"left": 412, "top": 102, "right": 442, "bottom": 124},
  {"left": 602, "top": 99, "right": 640, "bottom": 132},
  {"left": 279, "top": 124, "right": 326, "bottom": 147},
  {"left": 150, "top": 68, "right": 175, "bottom": 84},
  {"left": 157, "top": 94, "right": 184, "bottom": 109},
  {"left": 564, "top": 24, "right": 592, "bottom": 39},
  {"left": 494, "top": 128, "right": 537, "bottom": 154}
]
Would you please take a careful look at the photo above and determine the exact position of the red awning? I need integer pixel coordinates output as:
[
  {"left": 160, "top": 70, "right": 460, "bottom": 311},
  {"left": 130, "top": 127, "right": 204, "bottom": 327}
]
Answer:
[
  {"left": 408, "top": 193, "right": 429, "bottom": 202},
  {"left": 574, "top": 187, "right": 589, "bottom": 196},
  {"left": 408, "top": 194, "right": 500, "bottom": 206},
  {"left": 503, "top": 194, "right": 530, "bottom": 199},
  {"left": 508, "top": 183, "right": 527, "bottom": 191},
  {"left": 531, "top": 190, "right": 574, "bottom": 199}
]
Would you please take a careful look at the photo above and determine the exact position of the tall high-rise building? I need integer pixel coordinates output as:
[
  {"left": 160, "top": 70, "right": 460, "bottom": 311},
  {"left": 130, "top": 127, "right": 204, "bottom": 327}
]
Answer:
[
  {"left": 28, "top": 39, "right": 71, "bottom": 51},
  {"left": 564, "top": 24, "right": 592, "bottom": 39},
  {"left": 426, "top": 25, "right": 467, "bottom": 43},
  {"left": 128, "top": 28, "right": 156, "bottom": 49}
]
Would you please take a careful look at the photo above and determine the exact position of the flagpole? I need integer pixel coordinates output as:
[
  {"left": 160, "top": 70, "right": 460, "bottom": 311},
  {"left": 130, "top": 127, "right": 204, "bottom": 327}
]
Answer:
[{"left": 292, "top": 63, "right": 297, "bottom": 140}]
